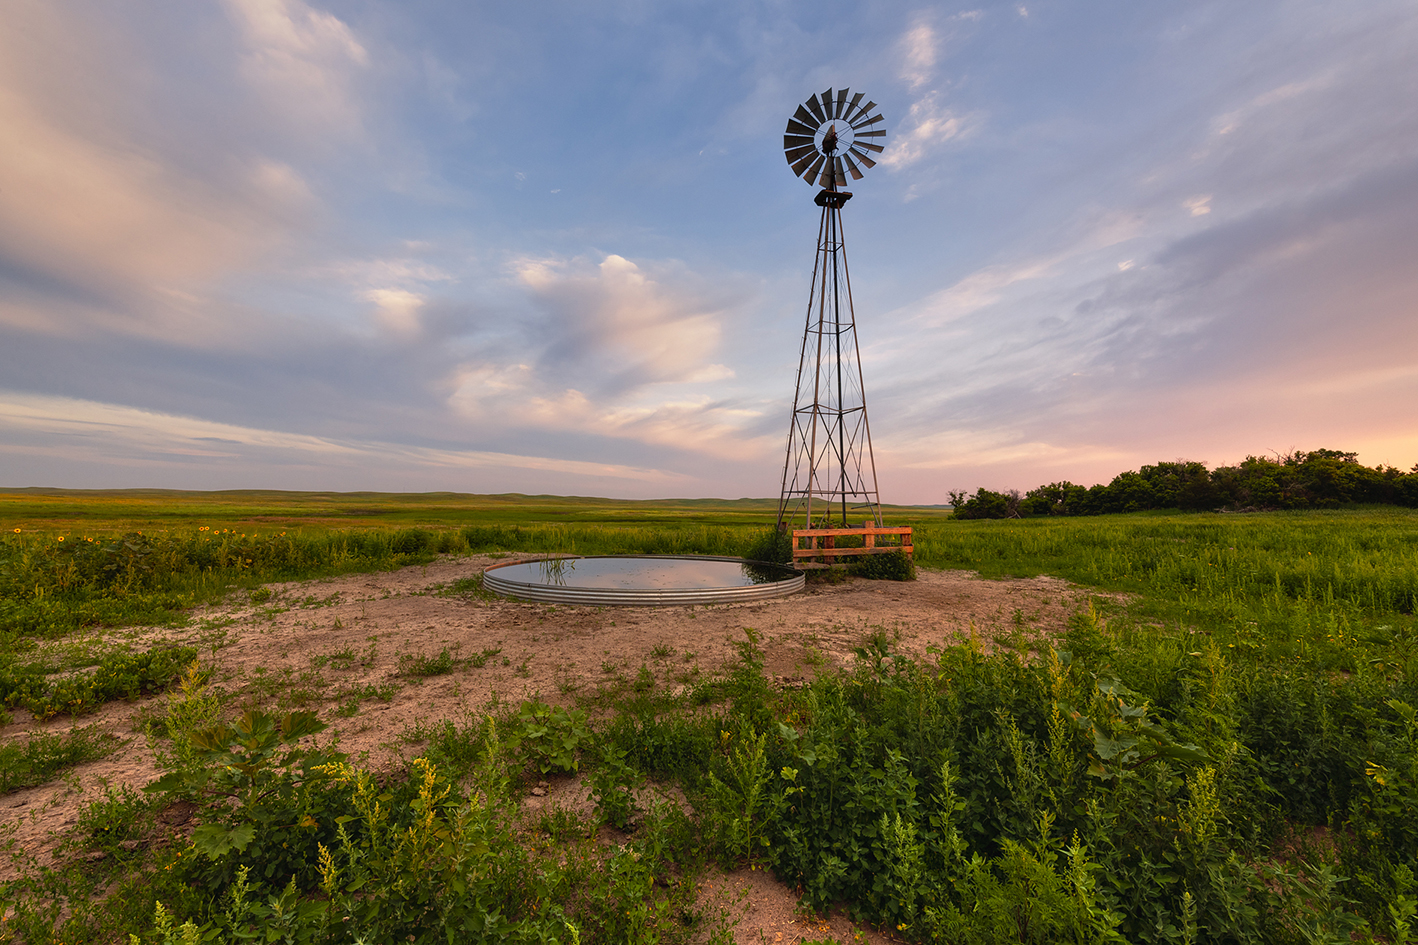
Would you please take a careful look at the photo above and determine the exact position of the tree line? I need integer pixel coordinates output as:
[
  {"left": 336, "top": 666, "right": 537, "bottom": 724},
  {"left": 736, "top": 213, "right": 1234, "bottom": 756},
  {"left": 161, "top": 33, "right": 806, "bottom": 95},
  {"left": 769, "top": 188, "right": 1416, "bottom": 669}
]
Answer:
[{"left": 949, "top": 448, "right": 1418, "bottom": 518}]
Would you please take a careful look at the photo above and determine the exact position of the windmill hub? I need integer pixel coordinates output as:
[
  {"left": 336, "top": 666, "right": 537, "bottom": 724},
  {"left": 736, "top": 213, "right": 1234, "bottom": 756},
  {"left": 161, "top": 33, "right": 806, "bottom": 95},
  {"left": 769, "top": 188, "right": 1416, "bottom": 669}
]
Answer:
[{"left": 819, "top": 121, "right": 850, "bottom": 154}]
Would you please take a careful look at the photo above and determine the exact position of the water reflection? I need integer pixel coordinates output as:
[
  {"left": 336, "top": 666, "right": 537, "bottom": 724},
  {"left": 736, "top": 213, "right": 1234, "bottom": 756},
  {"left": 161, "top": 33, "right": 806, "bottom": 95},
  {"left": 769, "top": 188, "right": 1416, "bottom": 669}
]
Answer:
[
  {"left": 538, "top": 557, "right": 575, "bottom": 586},
  {"left": 497, "top": 556, "right": 795, "bottom": 590}
]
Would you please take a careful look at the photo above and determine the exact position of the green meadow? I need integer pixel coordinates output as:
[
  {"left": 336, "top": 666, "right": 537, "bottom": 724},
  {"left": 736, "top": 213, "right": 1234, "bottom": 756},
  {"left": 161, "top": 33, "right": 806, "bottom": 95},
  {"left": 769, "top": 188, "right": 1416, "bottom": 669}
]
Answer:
[{"left": 1, "top": 490, "right": 1416, "bottom": 943}]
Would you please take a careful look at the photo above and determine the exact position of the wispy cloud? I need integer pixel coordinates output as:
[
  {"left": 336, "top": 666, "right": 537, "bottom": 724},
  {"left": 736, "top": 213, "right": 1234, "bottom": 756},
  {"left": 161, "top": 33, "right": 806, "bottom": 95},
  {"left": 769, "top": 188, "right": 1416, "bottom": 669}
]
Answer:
[
  {"left": 512, "top": 253, "right": 736, "bottom": 393},
  {"left": 899, "top": 20, "right": 939, "bottom": 91},
  {"left": 882, "top": 11, "right": 983, "bottom": 170},
  {"left": 0, "top": 3, "right": 321, "bottom": 346},
  {"left": 880, "top": 93, "right": 973, "bottom": 169},
  {"left": 365, "top": 288, "right": 426, "bottom": 335},
  {"left": 223, "top": 0, "right": 370, "bottom": 138},
  {"left": 0, "top": 391, "right": 682, "bottom": 486}
]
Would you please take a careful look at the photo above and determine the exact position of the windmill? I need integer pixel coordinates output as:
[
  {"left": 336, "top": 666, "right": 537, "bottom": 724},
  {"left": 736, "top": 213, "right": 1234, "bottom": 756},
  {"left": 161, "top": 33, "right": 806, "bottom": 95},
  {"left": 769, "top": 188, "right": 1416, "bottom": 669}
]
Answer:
[{"left": 776, "top": 88, "right": 886, "bottom": 533}]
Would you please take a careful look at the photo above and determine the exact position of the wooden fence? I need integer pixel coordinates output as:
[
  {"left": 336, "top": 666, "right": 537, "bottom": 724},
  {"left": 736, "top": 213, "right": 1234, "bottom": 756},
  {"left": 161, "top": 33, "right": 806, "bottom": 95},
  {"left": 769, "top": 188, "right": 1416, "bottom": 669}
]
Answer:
[{"left": 790, "top": 526, "right": 914, "bottom": 566}]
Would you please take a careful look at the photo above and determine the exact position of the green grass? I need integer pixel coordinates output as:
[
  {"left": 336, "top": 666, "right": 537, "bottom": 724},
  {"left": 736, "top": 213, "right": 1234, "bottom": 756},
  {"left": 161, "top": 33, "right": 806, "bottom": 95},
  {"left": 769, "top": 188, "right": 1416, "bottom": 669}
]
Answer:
[
  {"left": 0, "top": 486, "right": 954, "bottom": 532},
  {"left": 0, "top": 489, "right": 945, "bottom": 642},
  {"left": 1, "top": 646, "right": 197, "bottom": 720},
  {"left": 913, "top": 509, "right": 1418, "bottom": 613},
  {"left": 911, "top": 510, "right": 1418, "bottom": 675},
  {"left": 0, "top": 726, "right": 117, "bottom": 793}
]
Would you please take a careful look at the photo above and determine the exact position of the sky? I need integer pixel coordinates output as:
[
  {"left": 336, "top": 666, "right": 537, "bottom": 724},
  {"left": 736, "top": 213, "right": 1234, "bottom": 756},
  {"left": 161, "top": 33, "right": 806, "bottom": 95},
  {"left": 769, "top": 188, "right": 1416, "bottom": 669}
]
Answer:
[{"left": 2, "top": 0, "right": 1416, "bottom": 503}]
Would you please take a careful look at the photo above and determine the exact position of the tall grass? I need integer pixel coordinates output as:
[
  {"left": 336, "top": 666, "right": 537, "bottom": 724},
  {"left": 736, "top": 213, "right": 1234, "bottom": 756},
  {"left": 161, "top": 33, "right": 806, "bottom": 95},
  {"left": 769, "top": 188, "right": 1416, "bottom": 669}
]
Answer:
[
  {"left": 914, "top": 510, "right": 1418, "bottom": 614},
  {"left": 7, "top": 509, "right": 1418, "bottom": 649},
  {"left": 0, "top": 523, "right": 765, "bottom": 640},
  {"left": 913, "top": 511, "right": 1418, "bottom": 672}
]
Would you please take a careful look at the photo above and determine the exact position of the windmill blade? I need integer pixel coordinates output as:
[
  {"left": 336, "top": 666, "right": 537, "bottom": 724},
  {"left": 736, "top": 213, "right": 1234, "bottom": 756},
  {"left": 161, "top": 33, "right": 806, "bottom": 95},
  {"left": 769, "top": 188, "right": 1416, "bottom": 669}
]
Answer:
[
  {"left": 849, "top": 147, "right": 876, "bottom": 168},
  {"left": 791, "top": 151, "right": 819, "bottom": 177},
  {"left": 833, "top": 156, "right": 847, "bottom": 187},
  {"left": 850, "top": 102, "right": 876, "bottom": 124},
  {"left": 853, "top": 140, "right": 884, "bottom": 154},
  {"left": 784, "top": 143, "right": 816, "bottom": 164},
  {"left": 817, "top": 160, "right": 835, "bottom": 188},
  {"left": 783, "top": 133, "right": 815, "bottom": 150},
  {"left": 844, "top": 91, "right": 865, "bottom": 122},
  {"left": 854, "top": 128, "right": 887, "bottom": 138},
  {"left": 819, "top": 90, "right": 835, "bottom": 117},
  {"left": 801, "top": 153, "right": 826, "bottom": 182},
  {"left": 805, "top": 95, "right": 827, "bottom": 124},
  {"left": 843, "top": 152, "right": 864, "bottom": 180},
  {"left": 853, "top": 115, "right": 885, "bottom": 131},
  {"left": 785, "top": 118, "right": 817, "bottom": 138},
  {"left": 793, "top": 104, "right": 821, "bottom": 128},
  {"left": 834, "top": 88, "right": 849, "bottom": 118}
]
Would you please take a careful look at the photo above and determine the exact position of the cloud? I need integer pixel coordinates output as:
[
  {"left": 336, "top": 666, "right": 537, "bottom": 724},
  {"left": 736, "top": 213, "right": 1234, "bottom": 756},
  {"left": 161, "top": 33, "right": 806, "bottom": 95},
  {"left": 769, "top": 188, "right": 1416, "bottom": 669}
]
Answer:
[
  {"left": 441, "top": 253, "right": 772, "bottom": 459},
  {"left": 223, "top": 0, "right": 370, "bottom": 137},
  {"left": 4, "top": 1, "right": 1416, "bottom": 503},
  {"left": 902, "top": 258, "right": 1058, "bottom": 325},
  {"left": 365, "top": 288, "right": 426, "bottom": 334},
  {"left": 880, "top": 93, "right": 973, "bottom": 169},
  {"left": 1211, "top": 74, "right": 1334, "bottom": 138},
  {"left": 1184, "top": 195, "right": 1212, "bottom": 216},
  {"left": 512, "top": 253, "right": 735, "bottom": 392},
  {"left": 0, "top": 390, "right": 682, "bottom": 486},
  {"left": 0, "top": 3, "right": 322, "bottom": 346},
  {"left": 899, "top": 21, "right": 938, "bottom": 91},
  {"left": 872, "top": 141, "right": 1418, "bottom": 494},
  {"left": 881, "top": 9, "right": 984, "bottom": 170}
]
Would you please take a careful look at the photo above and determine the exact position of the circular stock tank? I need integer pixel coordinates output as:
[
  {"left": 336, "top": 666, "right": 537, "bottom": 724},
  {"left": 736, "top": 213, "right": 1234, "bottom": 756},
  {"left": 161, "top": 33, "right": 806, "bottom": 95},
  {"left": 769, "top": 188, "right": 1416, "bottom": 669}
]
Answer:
[{"left": 482, "top": 555, "right": 803, "bottom": 606}]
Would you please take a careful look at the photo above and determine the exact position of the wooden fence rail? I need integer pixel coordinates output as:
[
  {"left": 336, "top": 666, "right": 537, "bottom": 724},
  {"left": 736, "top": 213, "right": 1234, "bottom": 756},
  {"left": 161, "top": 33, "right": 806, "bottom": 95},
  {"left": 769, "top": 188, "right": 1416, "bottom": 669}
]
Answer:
[{"left": 790, "top": 526, "right": 914, "bottom": 565}]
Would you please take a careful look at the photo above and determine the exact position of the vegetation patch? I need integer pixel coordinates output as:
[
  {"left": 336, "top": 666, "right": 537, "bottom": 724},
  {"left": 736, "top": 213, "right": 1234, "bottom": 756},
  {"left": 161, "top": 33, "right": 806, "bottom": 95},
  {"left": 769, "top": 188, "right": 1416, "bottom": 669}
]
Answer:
[
  {"left": 1, "top": 495, "right": 1416, "bottom": 942},
  {"left": 0, "top": 645, "right": 195, "bottom": 721},
  {"left": 0, "top": 725, "right": 118, "bottom": 794}
]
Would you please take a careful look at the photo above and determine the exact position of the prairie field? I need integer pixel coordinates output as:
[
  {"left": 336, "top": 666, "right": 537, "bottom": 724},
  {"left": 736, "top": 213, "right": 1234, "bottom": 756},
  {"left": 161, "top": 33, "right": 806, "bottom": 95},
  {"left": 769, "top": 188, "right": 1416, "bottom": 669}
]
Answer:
[{"left": 0, "top": 489, "right": 1415, "bottom": 944}]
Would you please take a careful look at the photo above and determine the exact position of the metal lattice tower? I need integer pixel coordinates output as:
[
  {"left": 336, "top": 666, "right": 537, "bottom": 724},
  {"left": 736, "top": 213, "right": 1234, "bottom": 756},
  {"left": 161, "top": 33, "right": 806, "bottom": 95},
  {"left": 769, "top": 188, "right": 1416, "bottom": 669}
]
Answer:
[{"left": 776, "top": 88, "right": 885, "bottom": 531}]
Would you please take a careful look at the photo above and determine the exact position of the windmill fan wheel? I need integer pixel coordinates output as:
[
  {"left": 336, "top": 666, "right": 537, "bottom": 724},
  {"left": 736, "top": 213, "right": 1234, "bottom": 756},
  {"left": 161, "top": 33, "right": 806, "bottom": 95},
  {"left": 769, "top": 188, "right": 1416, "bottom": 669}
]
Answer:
[{"left": 783, "top": 87, "right": 885, "bottom": 189}]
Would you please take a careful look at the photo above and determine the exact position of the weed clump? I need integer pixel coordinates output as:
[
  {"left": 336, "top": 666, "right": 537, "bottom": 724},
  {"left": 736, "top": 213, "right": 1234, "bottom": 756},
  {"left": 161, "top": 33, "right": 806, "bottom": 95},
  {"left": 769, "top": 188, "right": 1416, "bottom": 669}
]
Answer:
[
  {"left": 850, "top": 549, "right": 916, "bottom": 581},
  {"left": 0, "top": 645, "right": 195, "bottom": 721},
  {"left": 0, "top": 726, "right": 116, "bottom": 794},
  {"left": 745, "top": 528, "right": 794, "bottom": 565}
]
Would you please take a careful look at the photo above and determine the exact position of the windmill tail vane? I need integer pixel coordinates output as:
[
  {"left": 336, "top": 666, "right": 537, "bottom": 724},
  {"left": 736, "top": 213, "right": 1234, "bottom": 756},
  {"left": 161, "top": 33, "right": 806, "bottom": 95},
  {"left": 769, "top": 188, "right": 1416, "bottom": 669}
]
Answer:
[{"left": 776, "top": 88, "right": 886, "bottom": 534}]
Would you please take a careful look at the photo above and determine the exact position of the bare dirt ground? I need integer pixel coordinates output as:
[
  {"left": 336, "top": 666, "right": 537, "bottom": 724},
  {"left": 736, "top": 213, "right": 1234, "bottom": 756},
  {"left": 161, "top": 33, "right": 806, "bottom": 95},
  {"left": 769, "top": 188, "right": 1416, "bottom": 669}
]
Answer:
[{"left": 1, "top": 556, "right": 1100, "bottom": 943}]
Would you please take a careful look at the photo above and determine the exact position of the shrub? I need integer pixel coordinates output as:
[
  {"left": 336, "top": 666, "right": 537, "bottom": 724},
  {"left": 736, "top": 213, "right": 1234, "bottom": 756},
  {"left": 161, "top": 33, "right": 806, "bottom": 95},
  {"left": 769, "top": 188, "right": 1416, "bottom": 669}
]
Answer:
[
  {"left": 950, "top": 488, "right": 1020, "bottom": 520},
  {"left": 851, "top": 550, "right": 916, "bottom": 581},
  {"left": 745, "top": 527, "right": 794, "bottom": 565}
]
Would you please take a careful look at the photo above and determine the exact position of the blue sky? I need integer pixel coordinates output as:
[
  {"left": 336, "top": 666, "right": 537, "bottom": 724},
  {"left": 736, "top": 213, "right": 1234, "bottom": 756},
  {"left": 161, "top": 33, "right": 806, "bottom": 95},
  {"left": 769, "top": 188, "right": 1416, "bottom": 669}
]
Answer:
[{"left": 2, "top": 0, "right": 1416, "bottom": 502}]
